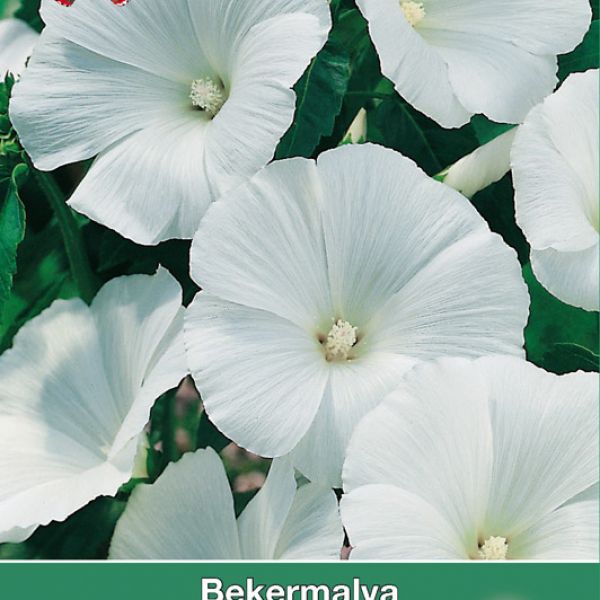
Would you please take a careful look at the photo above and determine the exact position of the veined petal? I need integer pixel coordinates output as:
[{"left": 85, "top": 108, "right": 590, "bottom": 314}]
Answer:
[
  {"left": 343, "top": 357, "right": 494, "bottom": 554},
  {"left": 67, "top": 117, "right": 210, "bottom": 245},
  {"left": 10, "top": 32, "right": 187, "bottom": 172},
  {"left": 0, "top": 271, "right": 185, "bottom": 540},
  {"left": 274, "top": 483, "right": 343, "bottom": 560},
  {"left": 238, "top": 458, "right": 297, "bottom": 560},
  {"left": 513, "top": 70, "right": 599, "bottom": 253},
  {"left": 109, "top": 449, "right": 241, "bottom": 559},
  {"left": 0, "top": 19, "right": 39, "bottom": 77},
  {"left": 184, "top": 294, "right": 328, "bottom": 457},
  {"left": 443, "top": 129, "right": 516, "bottom": 198},
  {"left": 190, "top": 158, "right": 331, "bottom": 329},
  {"left": 291, "top": 352, "right": 414, "bottom": 487},
  {"left": 479, "top": 356, "right": 599, "bottom": 537},
  {"left": 530, "top": 244, "right": 599, "bottom": 312},
  {"left": 341, "top": 484, "right": 467, "bottom": 560},
  {"left": 355, "top": 0, "right": 471, "bottom": 128}
]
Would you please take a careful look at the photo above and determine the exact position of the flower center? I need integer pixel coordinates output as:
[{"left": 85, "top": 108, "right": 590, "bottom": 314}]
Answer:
[
  {"left": 189, "top": 77, "right": 225, "bottom": 117},
  {"left": 323, "top": 320, "right": 358, "bottom": 362},
  {"left": 400, "top": 1, "right": 426, "bottom": 27},
  {"left": 478, "top": 536, "right": 508, "bottom": 560}
]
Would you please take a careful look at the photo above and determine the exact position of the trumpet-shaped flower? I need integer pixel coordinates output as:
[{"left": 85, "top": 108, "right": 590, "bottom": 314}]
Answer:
[
  {"left": 0, "top": 268, "right": 186, "bottom": 543},
  {"left": 109, "top": 449, "right": 343, "bottom": 559},
  {"left": 342, "top": 356, "right": 599, "bottom": 560},
  {"left": 9, "top": 0, "right": 331, "bottom": 245},
  {"left": 512, "top": 69, "right": 599, "bottom": 312},
  {"left": 355, "top": 0, "right": 592, "bottom": 128},
  {"left": 0, "top": 19, "right": 39, "bottom": 77},
  {"left": 184, "top": 143, "right": 529, "bottom": 486}
]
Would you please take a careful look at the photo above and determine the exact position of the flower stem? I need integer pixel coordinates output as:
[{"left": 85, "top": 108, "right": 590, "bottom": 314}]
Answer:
[{"left": 32, "top": 169, "right": 98, "bottom": 304}]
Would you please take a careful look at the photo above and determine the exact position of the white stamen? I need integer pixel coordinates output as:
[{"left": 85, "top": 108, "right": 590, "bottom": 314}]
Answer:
[
  {"left": 400, "top": 1, "right": 426, "bottom": 27},
  {"left": 190, "top": 77, "right": 225, "bottom": 117},
  {"left": 478, "top": 536, "right": 508, "bottom": 560},
  {"left": 324, "top": 320, "right": 357, "bottom": 362}
]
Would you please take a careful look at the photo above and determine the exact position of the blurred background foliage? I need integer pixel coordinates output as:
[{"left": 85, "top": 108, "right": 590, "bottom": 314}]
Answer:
[{"left": 0, "top": 0, "right": 598, "bottom": 559}]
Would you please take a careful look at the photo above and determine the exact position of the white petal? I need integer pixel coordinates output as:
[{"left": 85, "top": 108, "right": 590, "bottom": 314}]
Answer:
[
  {"left": 1, "top": 525, "right": 38, "bottom": 545},
  {"left": 343, "top": 357, "right": 494, "bottom": 553},
  {"left": 512, "top": 70, "right": 599, "bottom": 253},
  {"left": 479, "top": 356, "right": 599, "bottom": 538},
  {"left": 291, "top": 352, "right": 415, "bottom": 486},
  {"left": 237, "top": 458, "right": 297, "bottom": 559},
  {"left": 316, "top": 144, "right": 492, "bottom": 325},
  {"left": 530, "top": 243, "right": 599, "bottom": 312},
  {"left": 509, "top": 500, "right": 599, "bottom": 560},
  {"left": 0, "top": 270, "right": 185, "bottom": 538},
  {"left": 10, "top": 33, "right": 187, "bottom": 172},
  {"left": 341, "top": 484, "right": 466, "bottom": 560},
  {"left": 190, "top": 158, "right": 332, "bottom": 329},
  {"left": 422, "top": 0, "right": 591, "bottom": 56},
  {"left": 355, "top": 0, "right": 471, "bottom": 128},
  {"left": 184, "top": 294, "right": 328, "bottom": 457},
  {"left": 67, "top": 117, "right": 210, "bottom": 245},
  {"left": 0, "top": 19, "right": 39, "bottom": 77},
  {"left": 443, "top": 129, "right": 516, "bottom": 198},
  {"left": 368, "top": 230, "right": 528, "bottom": 360},
  {"left": 274, "top": 483, "right": 343, "bottom": 560},
  {"left": 429, "top": 29, "right": 557, "bottom": 124},
  {"left": 109, "top": 449, "right": 241, "bottom": 559}
]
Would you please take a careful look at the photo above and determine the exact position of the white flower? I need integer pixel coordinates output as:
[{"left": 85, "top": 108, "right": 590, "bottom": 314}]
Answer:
[
  {"left": 9, "top": 0, "right": 331, "bottom": 245},
  {"left": 341, "top": 356, "right": 599, "bottom": 560},
  {"left": 355, "top": 0, "right": 592, "bottom": 128},
  {"left": 512, "top": 69, "right": 599, "bottom": 312},
  {"left": 0, "top": 19, "right": 39, "bottom": 77},
  {"left": 442, "top": 129, "right": 517, "bottom": 199},
  {"left": 0, "top": 268, "right": 186, "bottom": 543},
  {"left": 184, "top": 143, "right": 529, "bottom": 486},
  {"left": 109, "top": 449, "right": 343, "bottom": 559}
]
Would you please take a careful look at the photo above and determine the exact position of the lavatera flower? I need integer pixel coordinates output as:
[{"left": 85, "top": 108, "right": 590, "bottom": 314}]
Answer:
[
  {"left": 341, "top": 356, "right": 599, "bottom": 561},
  {"left": 512, "top": 69, "right": 599, "bottom": 312},
  {"left": 0, "top": 268, "right": 186, "bottom": 543},
  {"left": 184, "top": 143, "right": 530, "bottom": 487},
  {"left": 109, "top": 449, "right": 343, "bottom": 559},
  {"left": 9, "top": 0, "right": 331, "bottom": 245},
  {"left": 0, "top": 19, "right": 39, "bottom": 77},
  {"left": 355, "top": 0, "right": 592, "bottom": 128}
]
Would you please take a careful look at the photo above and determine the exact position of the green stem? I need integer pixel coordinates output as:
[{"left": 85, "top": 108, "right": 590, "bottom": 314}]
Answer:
[{"left": 33, "top": 169, "right": 98, "bottom": 304}]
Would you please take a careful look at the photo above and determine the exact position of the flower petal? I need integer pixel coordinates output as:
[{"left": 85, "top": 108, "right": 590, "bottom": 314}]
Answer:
[
  {"left": 479, "top": 356, "right": 599, "bottom": 537},
  {"left": 184, "top": 294, "right": 328, "bottom": 457},
  {"left": 343, "top": 357, "right": 494, "bottom": 553},
  {"left": 10, "top": 33, "right": 187, "bottom": 172},
  {"left": 274, "top": 483, "right": 343, "bottom": 559},
  {"left": 109, "top": 449, "right": 241, "bottom": 559},
  {"left": 190, "top": 158, "right": 331, "bottom": 329},
  {"left": 291, "top": 352, "right": 415, "bottom": 486},
  {"left": 341, "top": 484, "right": 466, "bottom": 560},
  {"left": 237, "top": 458, "right": 297, "bottom": 559},
  {"left": 355, "top": 0, "right": 471, "bottom": 127},
  {"left": 0, "top": 19, "right": 38, "bottom": 77},
  {"left": 530, "top": 243, "right": 599, "bottom": 312}
]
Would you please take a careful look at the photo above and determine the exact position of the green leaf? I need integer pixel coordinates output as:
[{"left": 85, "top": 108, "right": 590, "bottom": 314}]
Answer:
[
  {"left": 0, "top": 163, "right": 27, "bottom": 326},
  {"left": 276, "top": 41, "right": 351, "bottom": 159},
  {"left": 558, "top": 20, "right": 599, "bottom": 81},
  {"left": 523, "top": 263, "right": 599, "bottom": 372},
  {"left": 14, "top": 0, "right": 43, "bottom": 32},
  {"left": 196, "top": 410, "right": 231, "bottom": 453},
  {"left": 470, "top": 114, "right": 514, "bottom": 145}
]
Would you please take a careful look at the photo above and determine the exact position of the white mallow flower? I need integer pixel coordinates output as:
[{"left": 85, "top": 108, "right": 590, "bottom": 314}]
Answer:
[
  {"left": 341, "top": 356, "right": 599, "bottom": 561},
  {"left": 355, "top": 0, "right": 592, "bottom": 128},
  {"left": 184, "top": 143, "right": 529, "bottom": 486},
  {"left": 512, "top": 69, "right": 599, "bottom": 312},
  {"left": 442, "top": 128, "right": 517, "bottom": 199},
  {"left": 9, "top": 0, "right": 331, "bottom": 245},
  {"left": 0, "top": 19, "right": 39, "bottom": 77},
  {"left": 109, "top": 449, "right": 343, "bottom": 559},
  {"left": 0, "top": 268, "right": 186, "bottom": 543}
]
